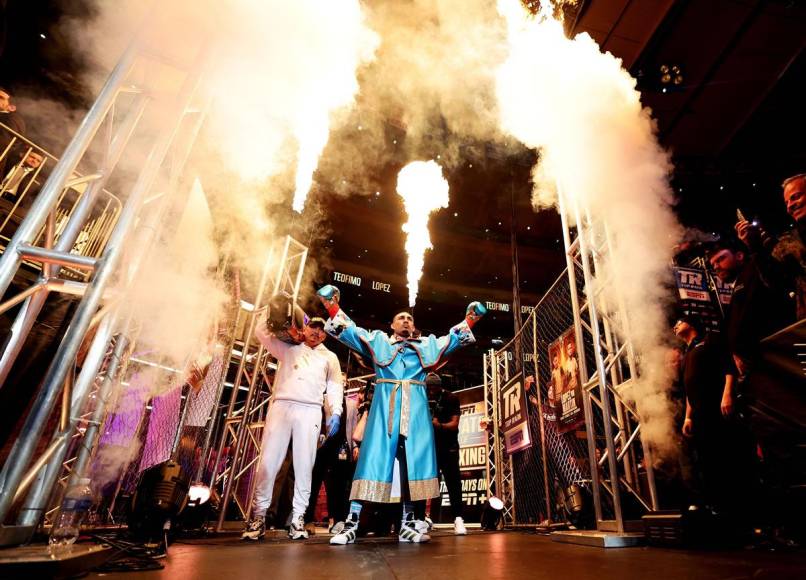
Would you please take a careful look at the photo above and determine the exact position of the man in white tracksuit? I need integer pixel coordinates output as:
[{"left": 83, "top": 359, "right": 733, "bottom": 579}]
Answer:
[{"left": 241, "top": 314, "right": 343, "bottom": 541}]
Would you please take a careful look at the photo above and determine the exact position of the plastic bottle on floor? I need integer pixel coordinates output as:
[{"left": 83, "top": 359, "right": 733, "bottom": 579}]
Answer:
[{"left": 49, "top": 478, "right": 93, "bottom": 557}]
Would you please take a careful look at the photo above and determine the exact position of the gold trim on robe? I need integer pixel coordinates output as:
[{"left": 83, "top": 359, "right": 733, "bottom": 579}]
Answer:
[{"left": 350, "top": 477, "right": 440, "bottom": 503}]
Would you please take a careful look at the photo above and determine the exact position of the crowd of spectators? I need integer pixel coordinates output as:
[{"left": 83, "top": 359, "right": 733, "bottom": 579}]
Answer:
[{"left": 671, "top": 172, "right": 806, "bottom": 547}]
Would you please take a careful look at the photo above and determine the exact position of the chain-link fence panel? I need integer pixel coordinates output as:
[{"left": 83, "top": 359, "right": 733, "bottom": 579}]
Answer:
[{"left": 489, "top": 265, "right": 613, "bottom": 527}]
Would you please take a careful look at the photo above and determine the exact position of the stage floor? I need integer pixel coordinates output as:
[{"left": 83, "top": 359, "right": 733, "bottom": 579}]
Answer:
[{"left": 88, "top": 531, "right": 805, "bottom": 580}]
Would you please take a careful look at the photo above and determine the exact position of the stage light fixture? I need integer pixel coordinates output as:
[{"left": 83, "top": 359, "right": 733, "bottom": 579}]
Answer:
[
  {"left": 481, "top": 496, "right": 504, "bottom": 530},
  {"left": 127, "top": 461, "right": 190, "bottom": 556},
  {"left": 659, "top": 63, "right": 684, "bottom": 88},
  {"left": 188, "top": 483, "right": 211, "bottom": 505}
]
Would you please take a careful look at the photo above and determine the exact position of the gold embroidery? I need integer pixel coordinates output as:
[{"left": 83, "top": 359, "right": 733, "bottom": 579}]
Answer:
[
  {"left": 350, "top": 477, "right": 439, "bottom": 503},
  {"left": 350, "top": 479, "right": 392, "bottom": 503},
  {"left": 408, "top": 478, "right": 440, "bottom": 501}
]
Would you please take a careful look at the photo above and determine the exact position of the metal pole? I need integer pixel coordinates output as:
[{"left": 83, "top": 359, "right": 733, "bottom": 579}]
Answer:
[
  {"left": 14, "top": 315, "right": 116, "bottom": 527},
  {"left": 482, "top": 352, "right": 492, "bottom": 500},
  {"left": 556, "top": 185, "right": 604, "bottom": 525},
  {"left": 0, "top": 95, "right": 148, "bottom": 389},
  {"left": 490, "top": 351, "right": 504, "bottom": 504},
  {"left": 532, "top": 312, "right": 553, "bottom": 524},
  {"left": 67, "top": 334, "right": 131, "bottom": 487},
  {"left": 581, "top": 216, "right": 635, "bottom": 490},
  {"left": 0, "top": 58, "right": 204, "bottom": 524},
  {"left": 0, "top": 42, "right": 138, "bottom": 299},
  {"left": 600, "top": 220, "right": 659, "bottom": 510},
  {"left": 215, "top": 249, "right": 278, "bottom": 530},
  {"left": 568, "top": 195, "right": 625, "bottom": 533}
]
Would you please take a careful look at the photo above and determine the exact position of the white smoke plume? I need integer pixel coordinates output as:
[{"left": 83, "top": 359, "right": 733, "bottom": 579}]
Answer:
[
  {"left": 59, "top": 0, "right": 379, "bottom": 364},
  {"left": 48, "top": 1, "right": 378, "bottom": 484},
  {"left": 395, "top": 160, "right": 450, "bottom": 306},
  {"left": 495, "top": 0, "right": 682, "bottom": 458}
]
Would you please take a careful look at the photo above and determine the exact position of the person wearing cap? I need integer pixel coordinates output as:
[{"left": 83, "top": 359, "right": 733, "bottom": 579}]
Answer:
[
  {"left": 242, "top": 313, "right": 343, "bottom": 542},
  {"left": 316, "top": 284, "right": 486, "bottom": 545}
]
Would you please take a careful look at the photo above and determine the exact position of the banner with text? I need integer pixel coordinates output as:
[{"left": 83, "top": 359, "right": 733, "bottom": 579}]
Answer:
[{"left": 459, "top": 402, "right": 487, "bottom": 471}]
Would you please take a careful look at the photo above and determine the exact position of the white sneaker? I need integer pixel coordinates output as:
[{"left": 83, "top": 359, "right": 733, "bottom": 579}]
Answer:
[
  {"left": 330, "top": 515, "right": 358, "bottom": 545},
  {"left": 454, "top": 517, "right": 467, "bottom": 535},
  {"left": 289, "top": 515, "right": 309, "bottom": 540},
  {"left": 399, "top": 518, "right": 430, "bottom": 543},
  {"left": 424, "top": 516, "right": 434, "bottom": 532}
]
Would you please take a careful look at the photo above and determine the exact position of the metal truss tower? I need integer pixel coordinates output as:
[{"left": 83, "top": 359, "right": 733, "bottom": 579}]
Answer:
[
  {"left": 213, "top": 236, "right": 308, "bottom": 531},
  {"left": 556, "top": 186, "right": 659, "bottom": 536},
  {"left": 483, "top": 349, "right": 515, "bottom": 527},
  {"left": 0, "top": 28, "right": 210, "bottom": 545}
]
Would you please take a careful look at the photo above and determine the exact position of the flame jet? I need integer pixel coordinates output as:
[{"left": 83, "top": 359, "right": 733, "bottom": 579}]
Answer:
[{"left": 395, "top": 160, "right": 450, "bottom": 307}]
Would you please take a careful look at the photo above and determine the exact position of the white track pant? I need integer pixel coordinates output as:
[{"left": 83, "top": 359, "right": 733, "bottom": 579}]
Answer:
[{"left": 251, "top": 400, "right": 322, "bottom": 520}]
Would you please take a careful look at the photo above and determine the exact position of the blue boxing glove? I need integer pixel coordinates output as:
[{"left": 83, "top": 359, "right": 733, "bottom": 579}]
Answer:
[
  {"left": 317, "top": 285, "right": 341, "bottom": 317},
  {"left": 326, "top": 414, "right": 341, "bottom": 438},
  {"left": 465, "top": 301, "right": 487, "bottom": 328}
]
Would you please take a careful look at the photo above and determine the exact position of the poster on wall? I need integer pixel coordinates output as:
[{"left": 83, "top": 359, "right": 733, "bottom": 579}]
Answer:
[
  {"left": 547, "top": 328, "right": 585, "bottom": 433},
  {"left": 458, "top": 402, "right": 487, "bottom": 471}
]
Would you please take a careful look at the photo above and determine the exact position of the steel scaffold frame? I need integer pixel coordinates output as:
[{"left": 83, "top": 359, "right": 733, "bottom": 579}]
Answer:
[
  {"left": 0, "top": 29, "right": 210, "bottom": 546},
  {"left": 556, "top": 185, "right": 659, "bottom": 534},
  {"left": 213, "top": 236, "right": 308, "bottom": 531},
  {"left": 483, "top": 349, "right": 515, "bottom": 526}
]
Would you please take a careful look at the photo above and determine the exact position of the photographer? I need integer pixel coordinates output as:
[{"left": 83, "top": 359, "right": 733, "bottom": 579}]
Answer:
[{"left": 736, "top": 174, "right": 806, "bottom": 321}]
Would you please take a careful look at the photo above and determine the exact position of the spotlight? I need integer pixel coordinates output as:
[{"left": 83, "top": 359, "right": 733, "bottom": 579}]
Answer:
[
  {"left": 178, "top": 483, "right": 219, "bottom": 535},
  {"left": 555, "top": 482, "right": 594, "bottom": 529},
  {"left": 188, "top": 483, "right": 211, "bottom": 505},
  {"left": 481, "top": 496, "right": 504, "bottom": 530},
  {"left": 658, "top": 63, "right": 684, "bottom": 90},
  {"left": 127, "top": 461, "right": 190, "bottom": 557}
]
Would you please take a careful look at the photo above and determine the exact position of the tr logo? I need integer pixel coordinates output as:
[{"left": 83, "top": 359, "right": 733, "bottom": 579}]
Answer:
[
  {"left": 503, "top": 381, "right": 521, "bottom": 420},
  {"left": 679, "top": 271, "right": 702, "bottom": 286}
]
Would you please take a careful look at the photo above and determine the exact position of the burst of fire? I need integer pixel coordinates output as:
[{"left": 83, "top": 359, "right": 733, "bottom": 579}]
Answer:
[
  {"left": 286, "top": 2, "right": 379, "bottom": 213},
  {"left": 395, "top": 160, "right": 450, "bottom": 307},
  {"left": 198, "top": 0, "right": 378, "bottom": 210},
  {"left": 292, "top": 111, "right": 329, "bottom": 212}
]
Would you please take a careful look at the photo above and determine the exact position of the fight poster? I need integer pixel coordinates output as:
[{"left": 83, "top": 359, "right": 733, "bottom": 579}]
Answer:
[{"left": 548, "top": 328, "right": 585, "bottom": 433}]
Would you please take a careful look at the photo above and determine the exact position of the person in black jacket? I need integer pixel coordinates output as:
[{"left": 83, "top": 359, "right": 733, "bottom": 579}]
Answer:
[
  {"left": 674, "top": 314, "right": 758, "bottom": 532},
  {"left": 707, "top": 238, "right": 794, "bottom": 376}
]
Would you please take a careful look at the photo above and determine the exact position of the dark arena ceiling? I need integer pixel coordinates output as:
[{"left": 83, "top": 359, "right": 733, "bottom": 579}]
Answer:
[{"left": 1, "top": 0, "right": 804, "bottom": 386}]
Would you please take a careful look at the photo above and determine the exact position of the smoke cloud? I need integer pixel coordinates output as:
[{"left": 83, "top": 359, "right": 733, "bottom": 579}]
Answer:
[
  {"left": 495, "top": 0, "right": 682, "bottom": 458},
  {"left": 56, "top": 0, "right": 380, "bottom": 374},
  {"left": 39, "top": 0, "right": 685, "bottom": 481}
]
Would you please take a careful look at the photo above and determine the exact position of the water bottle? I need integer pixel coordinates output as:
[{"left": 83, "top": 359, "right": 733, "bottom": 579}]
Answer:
[{"left": 49, "top": 478, "right": 93, "bottom": 556}]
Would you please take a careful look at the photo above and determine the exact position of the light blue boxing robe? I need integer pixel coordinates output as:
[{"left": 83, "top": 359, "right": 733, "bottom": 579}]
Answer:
[{"left": 325, "top": 309, "right": 475, "bottom": 502}]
